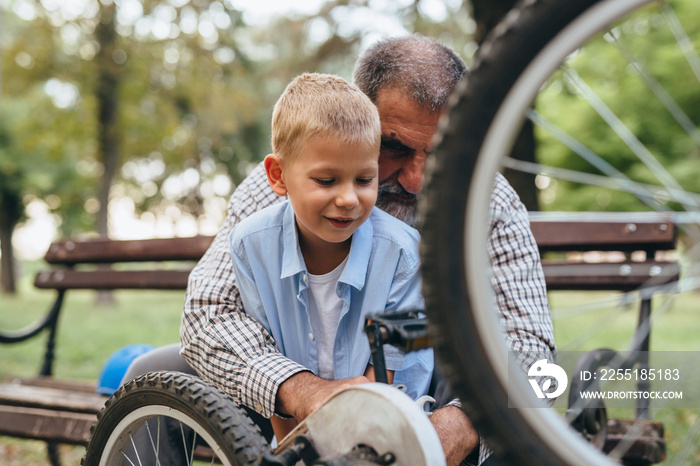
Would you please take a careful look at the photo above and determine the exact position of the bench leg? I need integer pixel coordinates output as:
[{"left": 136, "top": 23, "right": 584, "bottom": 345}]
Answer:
[
  {"left": 47, "top": 441, "right": 61, "bottom": 466},
  {"left": 40, "top": 290, "right": 66, "bottom": 377},
  {"left": 634, "top": 298, "right": 652, "bottom": 420}
]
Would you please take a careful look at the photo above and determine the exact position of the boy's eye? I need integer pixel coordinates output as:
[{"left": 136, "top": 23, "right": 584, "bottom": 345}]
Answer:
[
  {"left": 356, "top": 177, "right": 375, "bottom": 186},
  {"left": 314, "top": 178, "right": 334, "bottom": 186}
]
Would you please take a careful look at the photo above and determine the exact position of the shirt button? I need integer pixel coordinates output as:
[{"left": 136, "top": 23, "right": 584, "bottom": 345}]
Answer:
[
  {"left": 255, "top": 403, "right": 263, "bottom": 412},
  {"left": 308, "top": 332, "right": 314, "bottom": 341},
  {"left": 302, "top": 273, "right": 307, "bottom": 283}
]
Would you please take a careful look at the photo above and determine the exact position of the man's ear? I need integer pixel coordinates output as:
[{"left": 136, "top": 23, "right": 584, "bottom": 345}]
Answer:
[{"left": 264, "top": 154, "right": 288, "bottom": 196}]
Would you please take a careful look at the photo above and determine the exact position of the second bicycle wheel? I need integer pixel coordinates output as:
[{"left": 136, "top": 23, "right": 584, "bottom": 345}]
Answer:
[
  {"left": 422, "top": 0, "right": 700, "bottom": 464},
  {"left": 82, "top": 371, "right": 268, "bottom": 466}
]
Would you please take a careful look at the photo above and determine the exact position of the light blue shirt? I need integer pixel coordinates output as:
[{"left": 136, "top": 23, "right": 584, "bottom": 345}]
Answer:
[{"left": 230, "top": 201, "right": 433, "bottom": 400}]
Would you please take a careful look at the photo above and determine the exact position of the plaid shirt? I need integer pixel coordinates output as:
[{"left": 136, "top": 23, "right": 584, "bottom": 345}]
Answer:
[{"left": 180, "top": 162, "right": 555, "bottom": 464}]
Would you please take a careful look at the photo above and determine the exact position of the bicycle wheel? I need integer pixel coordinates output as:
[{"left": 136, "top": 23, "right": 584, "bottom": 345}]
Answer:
[
  {"left": 82, "top": 371, "right": 267, "bottom": 466},
  {"left": 422, "top": 0, "right": 700, "bottom": 464}
]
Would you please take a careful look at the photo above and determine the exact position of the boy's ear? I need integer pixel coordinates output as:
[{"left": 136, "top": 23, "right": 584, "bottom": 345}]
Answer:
[{"left": 264, "top": 154, "right": 288, "bottom": 196}]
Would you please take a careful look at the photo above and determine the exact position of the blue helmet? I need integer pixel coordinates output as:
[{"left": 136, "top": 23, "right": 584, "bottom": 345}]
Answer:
[{"left": 96, "top": 344, "right": 156, "bottom": 396}]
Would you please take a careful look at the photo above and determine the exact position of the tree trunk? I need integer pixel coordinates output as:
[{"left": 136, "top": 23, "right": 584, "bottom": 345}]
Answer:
[
  {"left": 0, "top": 7, "right": 11, "bottom": 295},
  {"left": 95, "top": 3, "right": 121, "bottom": 306},
  {"left": 95, "top": 2, "right": 120, "bottom": 238},
  {"left": 470, "top": 0, "right": 540, "bottom": 211},
  {"left": 0, "top": 207, "right": 16, "bottom": 294},
  {"left": 471, "top": 0, "right": 517, "bottom": 44}
]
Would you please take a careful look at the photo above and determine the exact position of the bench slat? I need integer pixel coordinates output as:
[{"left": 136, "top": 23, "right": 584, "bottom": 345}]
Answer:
[
  {"left": 531, "top": 219, "right": 675, "bottom": 252},
  {"left": 0, "top": 405, "right": 94, "bottom": 445},
  {"left": 0, "top": 382, "right": 106, "bottom": 414},
  {"left": 45, "top": 236, "right": 214, "bottom": 265},
  {"left": 12, "top": 376, "right": 97, "bottom": 394},
  {"left": 542, "top": 261, "right": 680, "bottom": 291},
  {"left": 34, "top": 269, "right": 192, "bottom": 290}
]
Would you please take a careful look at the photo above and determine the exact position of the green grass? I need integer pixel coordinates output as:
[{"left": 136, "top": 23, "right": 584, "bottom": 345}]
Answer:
[
  {"left": 550, "top": 291, "right": 700, "bottom": 352},
  {"left": 1, "top": 288, "right": 185, "bottom": 381},
  {"left": 1, "top": 284, "right": 699, "bottom": 464}
]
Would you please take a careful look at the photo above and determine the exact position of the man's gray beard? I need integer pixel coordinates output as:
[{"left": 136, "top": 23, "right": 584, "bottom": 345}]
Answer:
[{"left": 376, "top": 182, "right": 418, "bottom": 227}]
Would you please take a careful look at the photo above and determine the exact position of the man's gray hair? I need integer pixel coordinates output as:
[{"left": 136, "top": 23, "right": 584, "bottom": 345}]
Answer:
[{"left": 353, "top": 34, "right": 467, "bottom": 112}]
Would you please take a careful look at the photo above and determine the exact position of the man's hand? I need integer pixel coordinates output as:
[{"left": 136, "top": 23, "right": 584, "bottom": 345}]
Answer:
[
  {"left": 275, "top": 372, "right": 370, "bottom": 421},
  {"left": 430, "top": 405, "right": 479, "bottom": 466}
]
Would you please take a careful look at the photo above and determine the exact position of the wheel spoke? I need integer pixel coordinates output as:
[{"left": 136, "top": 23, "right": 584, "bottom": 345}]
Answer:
[
  {"left": 563, "top": 67, "right": 697, "bottom": 210},
  {"left": 501, "top": 157, "right": 700, "bottom": 242},
  {"left": 671, "top": 412, "right": 700, "bottom": 465},
  {"left": 502, "top": 156, "right": 678, "bottom": 209},
  {"left": 180, "top": 422, "right": 192, "bottom": 466},
  {"left": 120, "top": 448, "right": 138, "bottom": 466},
  {"left": 528, "top": 109, "right": 641, "bottom": 192},
  {"left": 499, "top": 272, "right": 700, "bottom": 352},
  {"left": 661, "top": 2, "right": 700, "bottom": 83},
  {"left": 605, "top": 29, "right": 700, "bottom": 147},
  {"left": 156, "top": 416, "right": 161, "bottom": 466},
  {"left": 144, "top": 418, "right": 163, "bottom": 466},
  {"left": 128, "top": 431, "right": 144, "bottom": 466},
  {"left": 189, "top": 430, "right": 198, "bottom": 466}
]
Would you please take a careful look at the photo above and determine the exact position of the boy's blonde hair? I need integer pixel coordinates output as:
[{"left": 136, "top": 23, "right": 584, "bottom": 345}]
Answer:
[{"left": 271, "top": 73, "right": 381, "bottom": 161}]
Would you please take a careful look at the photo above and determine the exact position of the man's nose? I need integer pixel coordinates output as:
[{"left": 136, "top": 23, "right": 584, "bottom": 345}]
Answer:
[{"left": 398, "top": 155, "right": 426, "bottom": 195}]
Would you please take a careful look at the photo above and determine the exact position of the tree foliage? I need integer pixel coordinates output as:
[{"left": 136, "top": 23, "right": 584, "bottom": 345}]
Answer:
[
  {"left": 0, "top": 0, "right": 482, "bottom": 243},
  {"left": 2, "top": 0, "right": 264, "bottom": 238}
]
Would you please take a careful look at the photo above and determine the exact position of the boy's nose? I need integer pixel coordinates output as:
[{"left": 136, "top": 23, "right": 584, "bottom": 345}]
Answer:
[{"left": 335, "top": 186, "right": 359, "bottom": 208}]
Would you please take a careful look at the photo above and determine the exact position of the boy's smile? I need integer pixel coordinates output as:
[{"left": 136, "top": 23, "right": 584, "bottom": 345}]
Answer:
[{"left": 326, "top": 217, "right": 355, "bottom": 229}]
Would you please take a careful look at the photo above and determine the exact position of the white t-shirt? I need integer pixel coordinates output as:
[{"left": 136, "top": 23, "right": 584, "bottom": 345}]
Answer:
[{"left": 307, "top": 255, "right": 349, "bottom": 380}]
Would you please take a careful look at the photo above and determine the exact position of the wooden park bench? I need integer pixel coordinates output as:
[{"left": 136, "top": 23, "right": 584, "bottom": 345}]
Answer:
[
  {"left": 0, "top": 212, "right": 680, "bottom": 465},
  {"left": 0, "top": 235, "right": 214, "bottom": 465}
]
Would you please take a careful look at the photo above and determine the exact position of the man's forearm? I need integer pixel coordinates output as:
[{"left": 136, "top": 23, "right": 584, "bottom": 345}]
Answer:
[
  {"left": 276, "top": 371, "right": 371, "bottom": 420},
  {"left": 430, "top": 405, "right": 479, "bottom": 466}
]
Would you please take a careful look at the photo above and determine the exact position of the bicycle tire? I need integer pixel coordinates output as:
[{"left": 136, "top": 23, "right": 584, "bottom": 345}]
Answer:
[
  {"left": 421, "top": 0, "right": 661, "bottom": 464},
  {"left": 82, "top": 371, "right": 267, "bottom": 466}
]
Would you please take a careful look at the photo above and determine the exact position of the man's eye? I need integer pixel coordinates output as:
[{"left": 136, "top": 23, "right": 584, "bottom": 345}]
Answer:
[
  {"left": 314, "top": 178, "right": 334, "bottom": 186},
  {"left": 380, "top": 139, "right": 411, "bottom": 158},
  {"left": 381, "top": 142, "right": 403, "bottom": 153}
]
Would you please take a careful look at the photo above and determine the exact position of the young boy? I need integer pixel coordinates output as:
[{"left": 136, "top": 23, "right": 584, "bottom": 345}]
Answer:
[{"left": 229, "top": 73, "right": 433, "bottom": 439}]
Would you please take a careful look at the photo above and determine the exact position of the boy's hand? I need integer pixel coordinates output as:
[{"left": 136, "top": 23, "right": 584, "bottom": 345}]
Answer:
[{"left": 276, "top": 371, "right": 370, "bottom": 421}]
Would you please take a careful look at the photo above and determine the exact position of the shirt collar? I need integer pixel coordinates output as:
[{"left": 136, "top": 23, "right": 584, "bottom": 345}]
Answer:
[
  {"left": 340, "top": 212, "right": 372, "bottom": 291},
  {"left": 279, "top": 201, "right": 373, "bottom": 290},
  {"left": 280, "top": 202, "right": 306, "bottom": 279}
]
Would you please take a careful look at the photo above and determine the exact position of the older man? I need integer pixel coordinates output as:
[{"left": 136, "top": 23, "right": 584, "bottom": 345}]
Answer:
[{"left": 127, "top": 34, "right": 555, "bottom": 466}]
